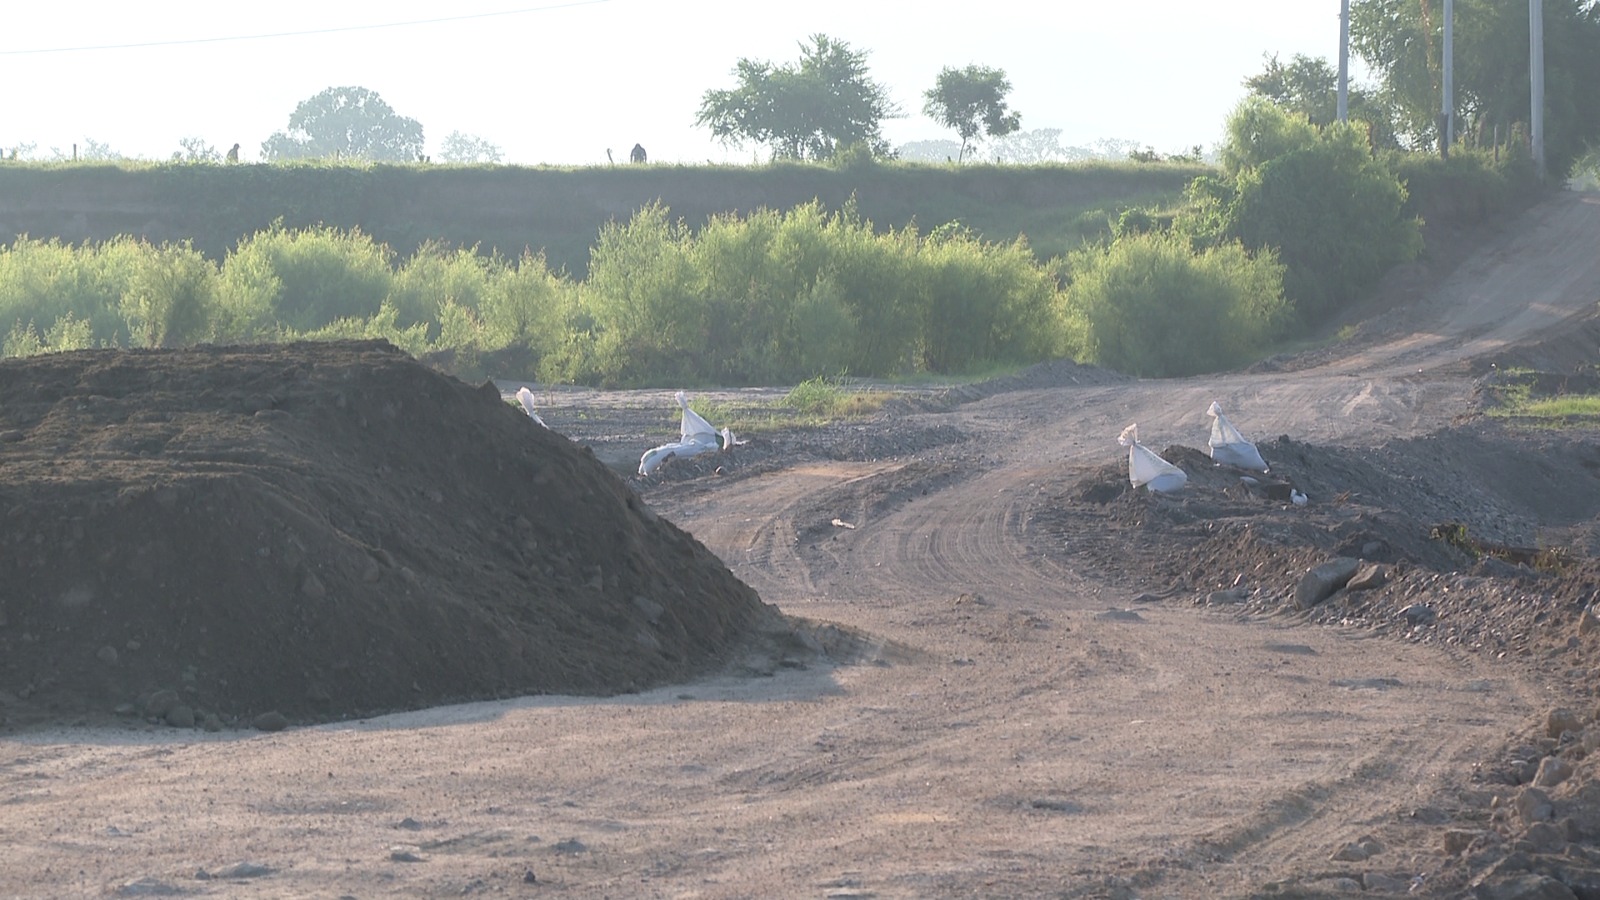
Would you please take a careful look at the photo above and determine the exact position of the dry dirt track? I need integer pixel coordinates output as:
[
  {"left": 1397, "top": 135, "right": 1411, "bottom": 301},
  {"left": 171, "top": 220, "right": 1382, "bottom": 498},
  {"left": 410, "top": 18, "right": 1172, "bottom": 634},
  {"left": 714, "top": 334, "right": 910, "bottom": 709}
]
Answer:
[{"left": 4, "top": 192, "right": 1600, "bottom": 899}]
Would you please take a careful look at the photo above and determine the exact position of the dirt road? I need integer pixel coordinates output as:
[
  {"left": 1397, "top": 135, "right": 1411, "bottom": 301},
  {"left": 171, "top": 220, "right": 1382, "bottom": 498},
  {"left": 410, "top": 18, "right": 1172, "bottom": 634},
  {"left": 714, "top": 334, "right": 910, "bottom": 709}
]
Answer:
[{"left": 4, "top": 192, "right": 1600, "bottom": 899}]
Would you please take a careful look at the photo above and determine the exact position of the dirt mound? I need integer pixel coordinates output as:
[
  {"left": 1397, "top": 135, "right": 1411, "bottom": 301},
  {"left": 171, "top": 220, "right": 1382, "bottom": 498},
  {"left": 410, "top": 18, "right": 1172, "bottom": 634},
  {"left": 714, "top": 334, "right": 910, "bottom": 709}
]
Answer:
[
  {"left": 1030, "top": 420, "right": 1600, "bottom": 680},
  {"left": 0, "top": 341, "right": 784, "bottom": 729}
]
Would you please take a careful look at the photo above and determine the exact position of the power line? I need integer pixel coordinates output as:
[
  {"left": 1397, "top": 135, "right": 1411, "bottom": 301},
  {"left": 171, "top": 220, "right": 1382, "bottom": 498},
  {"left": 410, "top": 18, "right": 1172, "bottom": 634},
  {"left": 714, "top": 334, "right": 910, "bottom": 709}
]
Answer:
[{"left": 0, "top": 0, "right": 610, "bottom": 56}]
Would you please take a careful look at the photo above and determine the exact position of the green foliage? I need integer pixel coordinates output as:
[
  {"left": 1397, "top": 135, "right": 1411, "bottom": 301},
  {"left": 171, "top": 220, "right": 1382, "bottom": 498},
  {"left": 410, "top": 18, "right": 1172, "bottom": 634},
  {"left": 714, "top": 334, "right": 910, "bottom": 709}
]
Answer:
[
  {"left": 436, "top": 131, "right": 503, "bottom": 165},
  {"left": 1220, "top": 96, "right": 1320, "bottom": 177},
  {"left": 292, "top": 301, "right": 430, "bottom": 357},
  {"left": 1244, "top": 53, "right": 1400, "bottom": 151},
  {"left": 218, "top": 221, "right": 393, "bottom": 335},
  {"left": 262, "top": 86, "right": 425, "bottom": 163},
  {"left": 1229, "top": 122, "right": 1421, "bottom": 323},
  {"left": 696, "top": 34, "right": 900, "bottom": 161},
  {"left": 1063, "top": 231, "right": 1288, "bottom": 378},
  {"left": 916, "top": 227, "right": 1065, "bottom": 372},
  {"left": 1192, "top": 101, "right": 1421, "bottom": 327},
  {"left": 3, "top": 313, "right": 97, "bottom": 357},
  {"left": 1387, "top": 146, "right": 1534, "bottom": 222},
  {"left": 388, "top": 241, "right": 492, "bottom": 333},
  {"left": 564, "top": 197, "right": 1075, "bottom": 386},
  {"left": 0, "top": 236, "right": 130, "bottom": 347},
  {"left": 923, "top": 65, "right": 1023, "bottom": 163},
  {"left": 1351, "top": 0, "right": 1600, "bottom": 177},
  {"left": 116, "top": 238, "right": 217, "bottom": 348},
  {"left": 782, "top": 374, "right": 886, "bottom": 420},
  {"left": 173, "top": 137, "right": 223, "bottom": 164}
]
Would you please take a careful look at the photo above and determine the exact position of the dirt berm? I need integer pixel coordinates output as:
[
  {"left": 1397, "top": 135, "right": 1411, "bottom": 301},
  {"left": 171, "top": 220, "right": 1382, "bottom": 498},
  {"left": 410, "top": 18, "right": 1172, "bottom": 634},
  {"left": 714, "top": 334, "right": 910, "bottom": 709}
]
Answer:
[{"left": 0, "top": 340, "right": 787, "bottom": 727}]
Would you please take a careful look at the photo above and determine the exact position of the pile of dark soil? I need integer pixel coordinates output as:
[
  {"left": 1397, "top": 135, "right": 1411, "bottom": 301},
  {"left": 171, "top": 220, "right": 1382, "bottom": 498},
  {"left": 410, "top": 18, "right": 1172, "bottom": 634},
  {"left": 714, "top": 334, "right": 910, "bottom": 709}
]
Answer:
[
  {"left": 0, "top": 341, "right": 785, "bottom": 729},
  {"left": 1028, "top": 420, "right": 1600, "bottom": 691}
]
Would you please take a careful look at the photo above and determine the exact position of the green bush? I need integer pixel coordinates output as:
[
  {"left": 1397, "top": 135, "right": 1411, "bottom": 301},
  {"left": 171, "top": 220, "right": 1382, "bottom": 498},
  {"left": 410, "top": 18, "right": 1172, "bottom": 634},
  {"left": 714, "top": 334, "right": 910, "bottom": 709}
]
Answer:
[
  {"left": 1232, "top": 123, "right": 1421, "bottom": 324},
  {"left": 1064, "top": 231, "right": 1288, "bottom": 377},
  {"left": 917, "top": 227, "right": 1065, "bottom": 372},
  {"left": 219, "top": 221, "right": 393, "bottom": 336},
  {"left": 389, "top": 241, "right": 493, "bottom": 334},
  {"left": 0, "top": 236, "right": 130, "bottom": 348},
  {"left": 117, "top": 238, "right": 218, "bottom": 348}
]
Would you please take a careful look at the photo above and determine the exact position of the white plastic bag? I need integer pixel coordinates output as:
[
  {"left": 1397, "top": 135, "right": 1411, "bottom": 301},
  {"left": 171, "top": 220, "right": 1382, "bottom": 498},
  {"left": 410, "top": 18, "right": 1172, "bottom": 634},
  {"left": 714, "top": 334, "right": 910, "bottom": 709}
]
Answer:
[
  {"left": 1118, "top": 423, "right": 1187, "bottom": 492},
  {"left": 639, "top": 391, "right": 723, "bottom": 476},
  {"left": 1206, "top": 401, "right": 1268, "bottom": 471},
  {"left": 515, "top": 387, "right": 548, "bottom": 429}
]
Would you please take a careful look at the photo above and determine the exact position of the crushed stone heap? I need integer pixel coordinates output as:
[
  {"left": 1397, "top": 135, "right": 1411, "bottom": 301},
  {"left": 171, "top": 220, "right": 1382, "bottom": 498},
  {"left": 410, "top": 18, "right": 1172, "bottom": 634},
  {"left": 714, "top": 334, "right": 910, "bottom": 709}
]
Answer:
[{"left": 0, "top": 340, "right": 782, "bottom": 727}]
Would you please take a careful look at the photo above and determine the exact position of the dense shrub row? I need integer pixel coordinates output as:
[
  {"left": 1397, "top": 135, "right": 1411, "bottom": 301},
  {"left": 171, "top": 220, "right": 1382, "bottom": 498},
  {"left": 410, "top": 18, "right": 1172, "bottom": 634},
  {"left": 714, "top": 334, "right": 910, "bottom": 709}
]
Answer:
[{"left": 0, "top": 120, "right": 1547, "bottom": 384}]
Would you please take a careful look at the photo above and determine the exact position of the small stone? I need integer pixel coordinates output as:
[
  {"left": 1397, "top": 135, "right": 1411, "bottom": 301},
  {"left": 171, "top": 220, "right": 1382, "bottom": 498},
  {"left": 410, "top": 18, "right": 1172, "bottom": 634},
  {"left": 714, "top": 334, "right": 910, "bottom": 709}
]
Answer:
[
  {"left": 522, "top": 870, "right": 537, "bottom": 884},
  {"left": 299, "top": 573, "right": 326, "bottom": 600},
  {"left": 552, "top": 838, "right": 587, "bottom": 854},
  {"left": 1534, "top": 756, "right": 1575, "bottom": 788},
  {"left": 1330, "top": 841, "right": 1372, "bottom": 861},
  {"left": 1094, "top": 608, "right": 1144, "bottom": 622},
  {"left": 1363, "top": 872, "right": 1410, "bottom": 893},
  {"left": 1444, "top": 828, "right": 1487, "bottom": 855},
  {"left": 96, "top": 645, "right": 119, "bottom": 665},
  {"left": 1346, "top": 563, "right": 1388, "bottom": 591},
  {"left": 1295, "top": 557, "right": 1359, "bottom": 609},
  {"left": 1401, "top": 603, "right": 1437, "bottom": 626},
  {"left": 214, "top": 862, "right": 274, "bottom": 878},
  {"left": 1547, "top": 708, "right": 1583, "bottom": 740},
  {"left": 1522, "top": 821, "right": 1568, "bottom": 854},
  {"left": 1515, "top": 786, "right": 1554, "bottom": 825},
  {"left": 143, "top": 689, "right": 181, "bottom": 720},
  {"left": 1579, "top": 604, "right": 1600, "bottom": 636},
  {"left": 252, "top": 711, "right": 289, "bottom": 732},
  {"left": 389, "top": 849, "right": 425, "bottom": 863}
]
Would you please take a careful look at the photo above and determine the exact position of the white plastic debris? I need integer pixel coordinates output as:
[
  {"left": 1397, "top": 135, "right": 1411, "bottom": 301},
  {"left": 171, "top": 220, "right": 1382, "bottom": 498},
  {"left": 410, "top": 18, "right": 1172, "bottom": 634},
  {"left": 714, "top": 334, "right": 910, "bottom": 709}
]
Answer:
[
  {"left": 1118, "top": 423, "right": 1187, "bottom": 492},
  {"left": 515, "top": 387, "right": 548, "bottom": 428},
  {"left": 639, "top": 391, "right": 724, "bottom": 476},
  {"left": 1206, "top": 401, "right": 1268, "bottom": 471},
  {"left": 1291, "top": 489, "right": 1308, "bottom": 506}
]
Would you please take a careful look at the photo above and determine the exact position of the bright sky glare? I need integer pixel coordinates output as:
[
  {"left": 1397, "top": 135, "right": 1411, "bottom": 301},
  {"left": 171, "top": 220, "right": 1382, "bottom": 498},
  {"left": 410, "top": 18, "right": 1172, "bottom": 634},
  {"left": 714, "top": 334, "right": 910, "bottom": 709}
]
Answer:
[{"left": 1, "top": 1, "right": 1360, "bottom": 165}]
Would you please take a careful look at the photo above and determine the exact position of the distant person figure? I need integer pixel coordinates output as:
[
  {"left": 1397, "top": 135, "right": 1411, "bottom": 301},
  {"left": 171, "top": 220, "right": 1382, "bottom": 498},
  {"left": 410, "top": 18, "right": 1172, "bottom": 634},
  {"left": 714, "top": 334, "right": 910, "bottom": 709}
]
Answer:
[
  {"left": 225, "top": 143, "right": 240, "bottom": 164},
  {"left": 630, "top": 143, "right": 647, "bottom": 164}
]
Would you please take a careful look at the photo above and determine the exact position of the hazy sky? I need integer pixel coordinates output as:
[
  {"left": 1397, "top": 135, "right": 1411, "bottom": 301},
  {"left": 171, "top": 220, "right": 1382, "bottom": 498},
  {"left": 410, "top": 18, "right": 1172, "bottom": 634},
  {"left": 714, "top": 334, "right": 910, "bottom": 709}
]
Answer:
[{"left": 3, "top": 1, "right": 1358, "bottom": 165}]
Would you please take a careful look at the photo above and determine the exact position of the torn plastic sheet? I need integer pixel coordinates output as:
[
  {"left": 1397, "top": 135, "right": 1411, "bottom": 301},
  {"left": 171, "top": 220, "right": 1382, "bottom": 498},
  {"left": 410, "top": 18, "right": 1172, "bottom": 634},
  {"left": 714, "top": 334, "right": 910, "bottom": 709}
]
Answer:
[{"left": 639, "top": 391, "right": 723, "bottom": 476}]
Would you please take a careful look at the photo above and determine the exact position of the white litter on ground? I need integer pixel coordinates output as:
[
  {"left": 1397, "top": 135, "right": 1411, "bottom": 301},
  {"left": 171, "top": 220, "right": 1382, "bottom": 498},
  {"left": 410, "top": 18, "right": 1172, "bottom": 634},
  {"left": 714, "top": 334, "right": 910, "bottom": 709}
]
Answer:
[
  {"left": 1118, "top": 423, "right": 1187, "bottom": 492},
  {"left": 1206, "top": 401, "right": 1268, "bottom": 471},
  {"left": 515, "top": 387, "right": 548, "bottom": 428},
  {"left": 639, "top": 392, "right": 725, "bottom": 476}
]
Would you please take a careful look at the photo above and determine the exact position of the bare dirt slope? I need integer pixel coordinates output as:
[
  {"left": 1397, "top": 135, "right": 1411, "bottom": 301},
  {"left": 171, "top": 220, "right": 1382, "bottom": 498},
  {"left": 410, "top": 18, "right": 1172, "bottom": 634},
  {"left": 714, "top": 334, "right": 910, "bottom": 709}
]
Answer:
[{"left": 4, "top": 191, "right": 1600, "bottom": 899}]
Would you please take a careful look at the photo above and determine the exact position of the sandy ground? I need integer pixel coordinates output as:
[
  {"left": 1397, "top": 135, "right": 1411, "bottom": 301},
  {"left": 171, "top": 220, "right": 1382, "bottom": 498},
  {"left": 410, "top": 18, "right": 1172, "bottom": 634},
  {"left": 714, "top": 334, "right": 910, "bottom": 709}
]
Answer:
[{"left": 5, "top": 192, "right": 1600, "bottom": 899}]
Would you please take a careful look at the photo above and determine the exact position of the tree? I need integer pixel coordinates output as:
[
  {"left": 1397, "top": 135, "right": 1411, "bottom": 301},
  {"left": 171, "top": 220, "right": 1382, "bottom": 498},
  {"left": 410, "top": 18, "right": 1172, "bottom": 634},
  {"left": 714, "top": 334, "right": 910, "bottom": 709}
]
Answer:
[
  {"left": 696, "top": 34, "right": 900, "bottom": 161},
  {"left": 1191, "top": 98, "right": 1421, "bottom": 326},
  {"left": 922, "top": 65, "right": 1022, "bottom": 163},
  {"left": 1244, "top": 53, "right": 1399, "bottom": 150},
  {"left": 173, "top": 137, "right": 222, "bottom": 164},
  {"left": 52, "top": 138, "right": 120, "bottom": 161},
  {"left": 437, "top": 131, "right": 503, "bottom": 164},
  {"left": 261, "top": 86, "right": 424, "bottom": 163},
  {"left": 1350, "top": 0, "right": 1600, "bottom": 175}
]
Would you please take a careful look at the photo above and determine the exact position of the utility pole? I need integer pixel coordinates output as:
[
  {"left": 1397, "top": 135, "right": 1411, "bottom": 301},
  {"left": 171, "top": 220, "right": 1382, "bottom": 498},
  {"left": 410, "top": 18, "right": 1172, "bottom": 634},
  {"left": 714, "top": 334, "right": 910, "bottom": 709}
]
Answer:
[
  {"left": 1442, "top": 0, "right": 1454, "bottom": 156},
  {"left": 1338, "top": 0, "right": 1350, "bottom": 122},
  {"left": 1530, "top": 0, "right": 1546, "bottom": 181}
]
